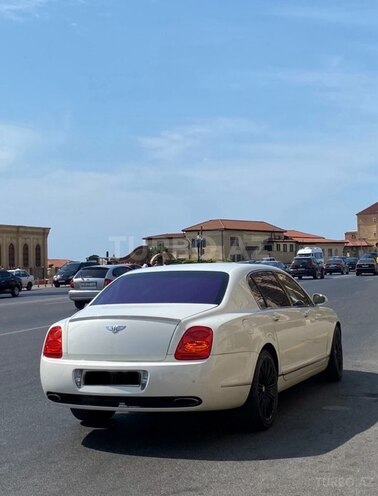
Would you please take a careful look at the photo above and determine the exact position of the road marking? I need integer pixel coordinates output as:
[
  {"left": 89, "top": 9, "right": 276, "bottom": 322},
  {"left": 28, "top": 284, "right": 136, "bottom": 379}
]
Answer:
[
  {"left": 0, "top": 325, "right": 49, "bottom": 337},
  {"left": 0, "top": 296, "right": 68, "bottom": 306}
]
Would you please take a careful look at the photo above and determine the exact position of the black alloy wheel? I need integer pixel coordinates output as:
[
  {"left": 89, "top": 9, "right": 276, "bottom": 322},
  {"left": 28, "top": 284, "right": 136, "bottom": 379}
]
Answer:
[
  {"left": 26, "top": 282, "right": 33, "bottom": 291},
  {"left": 242, "top": 349, "right": 278, "bottom": 430},
  {"left": 70, "top": 408, "right": 115, "bottom": 426},
  {"left": 11, "top": 286, "right": 20, "bottom": 297},
  {"left": 325, "top": 326, "right": 343, "bottom": 381}
]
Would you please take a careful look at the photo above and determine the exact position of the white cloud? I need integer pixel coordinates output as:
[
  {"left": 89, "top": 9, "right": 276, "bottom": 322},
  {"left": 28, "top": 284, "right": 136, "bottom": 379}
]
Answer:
[
  {"left": 0, "top": 122, "right": 41, "bottom": 170},
  {"left": 139, "top": 118, "right": 267, "bottom": 161},
  {"left": 0, "top": 0, "right": 52, "bottom": 20}
]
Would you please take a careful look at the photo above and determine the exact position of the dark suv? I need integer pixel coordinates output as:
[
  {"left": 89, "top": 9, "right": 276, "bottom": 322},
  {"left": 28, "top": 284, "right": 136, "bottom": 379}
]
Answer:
[
  {"left": 53, "top": 261, "right": 98, "bottom": 287},
  {"left": 289, "top": 256, "right": 324, "bottom": 279},
  {"left": 0, "top": 270, "right": 23, "bottom": 297}
]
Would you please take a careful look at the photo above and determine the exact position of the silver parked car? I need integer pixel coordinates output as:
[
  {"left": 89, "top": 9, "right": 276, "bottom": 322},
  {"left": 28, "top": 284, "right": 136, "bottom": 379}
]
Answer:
[
  {"left": 8, "top": 269, "right": 35, "bottom": 290},
  {"left": 68, "top": 264, "right": 141, "bottom": 309}
]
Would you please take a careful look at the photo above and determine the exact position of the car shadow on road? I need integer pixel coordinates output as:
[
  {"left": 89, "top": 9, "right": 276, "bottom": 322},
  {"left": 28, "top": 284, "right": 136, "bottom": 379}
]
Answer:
[{"left": 81, "top": 369, "right": 377, "bottom": 461}]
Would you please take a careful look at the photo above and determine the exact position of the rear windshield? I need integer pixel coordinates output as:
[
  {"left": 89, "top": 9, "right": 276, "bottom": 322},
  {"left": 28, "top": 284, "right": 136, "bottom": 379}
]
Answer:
[
  {"left": 92, "top": 270, "right": 229, "bottom": 305},
  {"left": 76, "top": 267, "right": 108, "bottom": 278}
]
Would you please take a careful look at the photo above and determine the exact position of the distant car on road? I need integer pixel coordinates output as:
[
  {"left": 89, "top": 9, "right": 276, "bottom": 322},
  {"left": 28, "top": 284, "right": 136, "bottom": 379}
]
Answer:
[
  {"left": 289, "top": 256, "right": 324, "bottom": 279},
  {"left": 344, "top": 257, "right": 358, "bottom": 271},
  {"left": 254, "top": 260, "right": 291, "bottom": 272},
  {"left": 8, "top": 269, "right": 34, "bottom": 290},
  {"left": 355, "top": 257, "right": 378, "bottom": 276},
  {"left": 53, "top": 261, "right": 98, "bottom": 287},
  {"left": 0, "top": 270, "right": 22, "bottom": 297},
  {"left": 324, "top": 258, "right": 349, "bottom": 275},
  {"left": 69, "top": 263, "right": 141, "bottom": 309}
]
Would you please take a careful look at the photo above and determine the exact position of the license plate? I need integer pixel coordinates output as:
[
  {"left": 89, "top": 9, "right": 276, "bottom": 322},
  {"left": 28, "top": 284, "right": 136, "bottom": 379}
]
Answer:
[
  {"left": 80, "top": 282, "right": 96, "bottom": 288},
  {"left": 361, "top": 265, "right": 370, "bottom": 268}
]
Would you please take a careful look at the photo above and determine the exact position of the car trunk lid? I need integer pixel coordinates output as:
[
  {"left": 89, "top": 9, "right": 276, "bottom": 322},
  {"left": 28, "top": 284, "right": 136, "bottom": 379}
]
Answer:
[{"left": 65, "top": 303, "right": 216, "bottom": 361}]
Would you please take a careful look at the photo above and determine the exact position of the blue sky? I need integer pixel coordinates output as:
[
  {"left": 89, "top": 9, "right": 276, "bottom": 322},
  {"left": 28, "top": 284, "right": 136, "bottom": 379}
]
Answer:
[{"left": 1, "top": 0, "right": 377, "bottom": 259}]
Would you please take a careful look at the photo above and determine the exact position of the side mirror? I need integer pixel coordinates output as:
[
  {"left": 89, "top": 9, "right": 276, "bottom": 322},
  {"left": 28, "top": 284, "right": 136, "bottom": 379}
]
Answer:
[{"left": 312, "top": 293, "right": 328, "bottom": 305}]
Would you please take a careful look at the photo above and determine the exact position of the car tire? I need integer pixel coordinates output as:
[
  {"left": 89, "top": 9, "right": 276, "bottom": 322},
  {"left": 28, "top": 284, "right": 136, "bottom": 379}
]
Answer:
[
  {"left": 356, "top": 272, "right": 360, "bottom": 276},
  {"left": 241, "top": 349, "right": 278, "bottom": 431},
  {"left": 298, "top": 276, "right": 302, "bottom": 280},
  {"left": 321, "top": 269, "right": 325, "bottom": 279},
  {"left": 325, "top": 326, "right": 343, "bottom": 382},
  {"left": 26, "top": 282, "right": 33, "bottom": 291},
  {"left": 53, "top": 282, "right": 60, "bottom": 288},
  {"left": 70, "top": 408, "right": 115, "bottom": 426},
  {"left": 74, "top": 301, "right": 86, "bottom": 310},
  {"left": 11, "top": 286, "right": 20, "bottom": 297}
]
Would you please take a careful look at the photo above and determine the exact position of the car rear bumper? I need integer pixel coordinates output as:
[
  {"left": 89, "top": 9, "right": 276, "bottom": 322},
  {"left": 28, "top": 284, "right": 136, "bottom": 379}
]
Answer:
[
  {"left": 40, "top": 353, "right": 256, "bottom": 412},
  {"left": 68, "top": 289, "right": 101, "bottom": 301},
  {"left": 289, "top": 269, "right": 316, "bottom": 277}
]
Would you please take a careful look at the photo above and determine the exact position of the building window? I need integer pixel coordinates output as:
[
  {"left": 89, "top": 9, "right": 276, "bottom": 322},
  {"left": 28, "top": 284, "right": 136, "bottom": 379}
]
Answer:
[
  {"left": 276, "top": 243, "right": 281, "bottom": 251},
  {"left": 9, "top": 243, "right": 15, "bottom": 268},
  {"left": 23, "top": 244, "right": 29, "bottom": 268},
  {"left": 289, "top": 244, "right": 294, "bottom": 252},
  {"left": 328, "top": 249, "right": 332, "bottom": 257},
  {"left": 35, "top": 244, "right": 41, "bottom": 267},
  {"left": 335, "top": 249, "right": 338, "bottom": 256},
  {"left": 283, "top": 244, "right": 287, "bottom": 252},
  {"left": 191, "top": 238, "right": 206, "bottom": 248},
  {"left": 230, "top": 236, "right": 239, "bottom": 247}
]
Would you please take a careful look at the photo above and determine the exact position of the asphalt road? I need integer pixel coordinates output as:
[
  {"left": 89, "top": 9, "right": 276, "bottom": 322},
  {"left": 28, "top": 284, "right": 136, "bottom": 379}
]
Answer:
[{"left": 0, "top": 275, "right": 377, "bottom": 496}]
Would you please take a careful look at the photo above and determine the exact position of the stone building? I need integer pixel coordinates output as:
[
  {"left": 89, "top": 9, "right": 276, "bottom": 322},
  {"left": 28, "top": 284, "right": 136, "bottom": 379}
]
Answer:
[
  {"left": 144, "top": 219, "right": 346, "bottom": 263},
  {"left": 0, "top": 224, "right": 50, "bottom": 278},
  {"left": 344, "top": 202, "right": 378, "bottom": 257}
]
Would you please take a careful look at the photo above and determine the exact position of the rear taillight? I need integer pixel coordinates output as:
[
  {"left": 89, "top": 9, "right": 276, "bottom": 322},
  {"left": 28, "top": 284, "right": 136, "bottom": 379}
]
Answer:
[
  {"left": 104, "top": 278, "right": 112, "bottom": 287},
  {"left": 43, "top": 326, "right": 62, "bottom": 358},
  {"left": 70, "top": 279, "right": 74, "bottom": 288},
  {"left": 174, "top": 326, "right": 213, "bottom": 360}
]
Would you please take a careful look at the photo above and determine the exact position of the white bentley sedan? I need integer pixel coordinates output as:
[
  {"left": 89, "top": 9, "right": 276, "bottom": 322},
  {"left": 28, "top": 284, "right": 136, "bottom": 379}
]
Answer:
[{"left": 40, "top": 263, "right": 343, "bottom": 430}]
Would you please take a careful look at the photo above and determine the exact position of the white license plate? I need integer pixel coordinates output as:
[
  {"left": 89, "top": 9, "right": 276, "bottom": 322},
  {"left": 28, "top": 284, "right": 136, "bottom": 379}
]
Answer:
[{"left": 80, "top": 282, "right": 96, "bottom": 288}]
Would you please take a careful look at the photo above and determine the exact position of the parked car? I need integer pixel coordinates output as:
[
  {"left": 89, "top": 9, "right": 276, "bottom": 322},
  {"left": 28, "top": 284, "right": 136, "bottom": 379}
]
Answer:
[
  {"left": 324, "top": 258, "right": 349, "bottom": 275},
  {"left": 355, "top": 257, "right": 378, "bottom": 276},
  {"left": 53, "top": 261, "right": 98, "bottom": 287},
  {"left": 68, "top": 264, "right": 141, "bottom": 309},
  {"left": 41, "top": 263, "right": 342, "bottom": 430},
  {"left": 289, "top": 256, "right": 324, "bottom": 279},
  {"left": 359, "top": 252, "right": 378, "bottom": 262},
  {"left": 254, "top": 260, "right": 291, "bottom": 272},
  {"left": 344, "top": 257, "right": 358, "bottom": 271},
  {"left": 8, "top": 269, "right": 35, "bottom": 290},
  {"left": 0, "top": 270, "right": 22, "bottom": 297}
]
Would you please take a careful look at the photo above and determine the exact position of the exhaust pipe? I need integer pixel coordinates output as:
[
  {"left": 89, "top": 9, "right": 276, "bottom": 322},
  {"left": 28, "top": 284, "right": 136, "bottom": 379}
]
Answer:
[
  {"left": 47, "top": 393, "right": 61, "bottom": 403},
  {"left": 173, "top": 397, "right": 201, "bottom": 407}
]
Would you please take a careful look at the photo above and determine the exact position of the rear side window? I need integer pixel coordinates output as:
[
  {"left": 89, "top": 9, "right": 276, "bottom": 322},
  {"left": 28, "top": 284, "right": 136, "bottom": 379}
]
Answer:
[
  {"left": 92, "top": 270, "right": 229, "bottom": 305},
  {"left": 111, "top": 266, "right": 133, "bottom": 278},
  {"left": 276, "top": 273, "right": 313, "bottom": 307},
  {"left": 251, "top": 271, "right": 291, "bottom": 308},
  {"left": 76, "top": 267, "right": 108, "bottom": 278}
]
